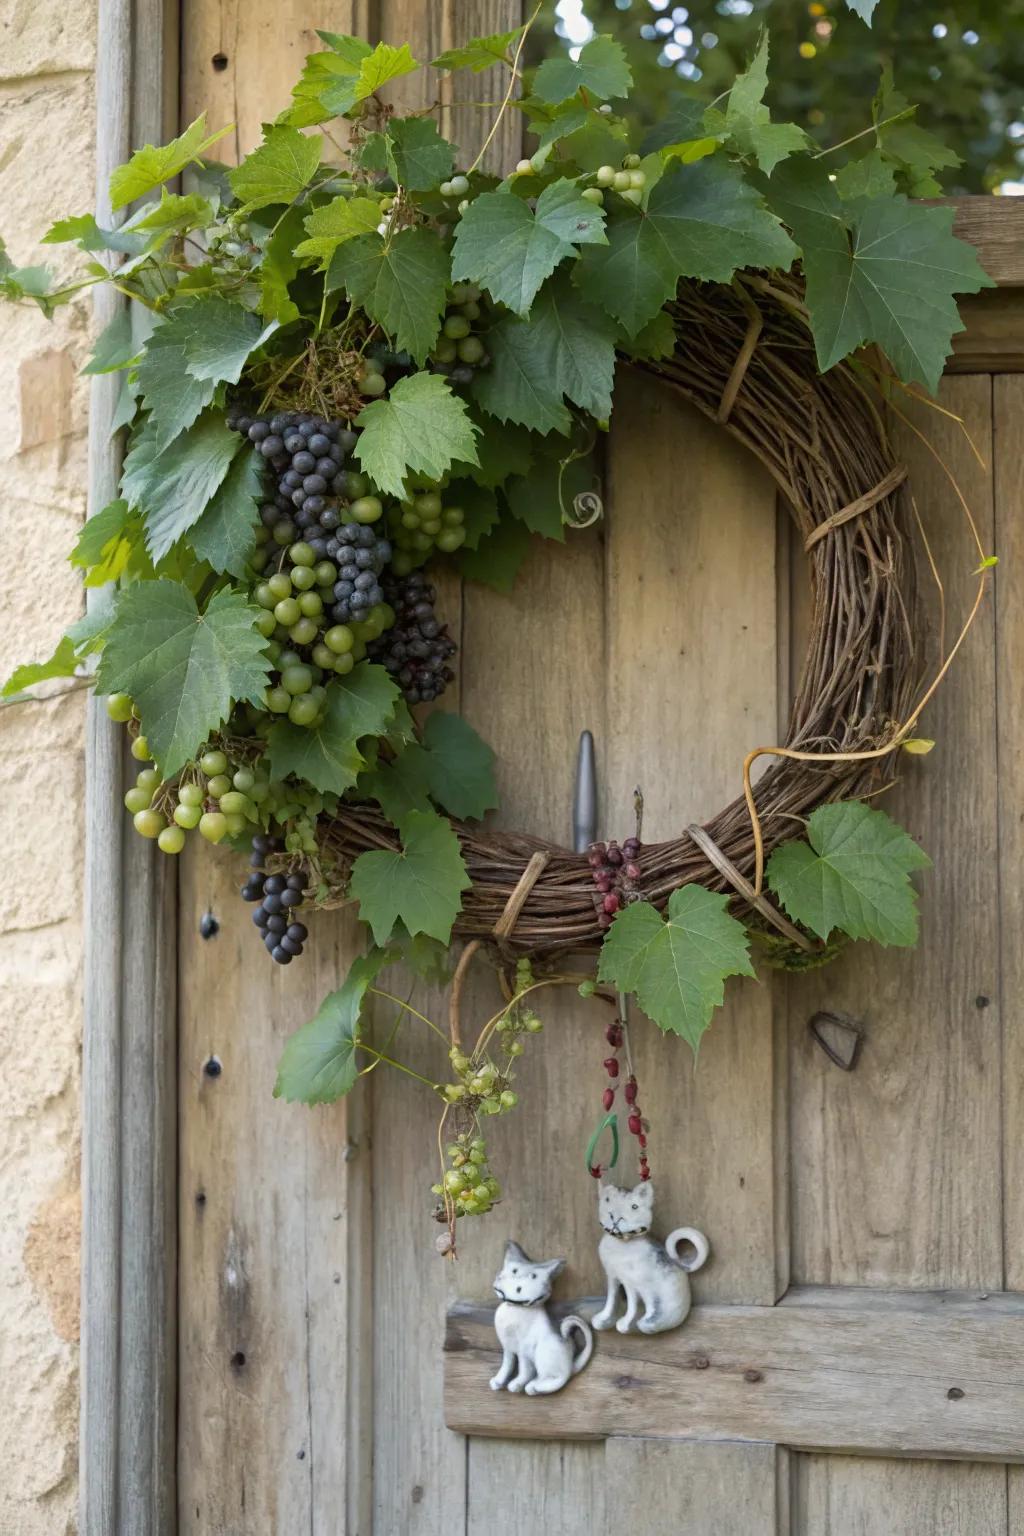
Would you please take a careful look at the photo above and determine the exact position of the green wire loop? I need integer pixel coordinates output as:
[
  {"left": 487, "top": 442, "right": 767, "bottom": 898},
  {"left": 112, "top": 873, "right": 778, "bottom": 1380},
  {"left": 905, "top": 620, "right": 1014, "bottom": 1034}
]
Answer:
[{"left": 585, "top": 1111, "right": 619, "bottom": 1175}]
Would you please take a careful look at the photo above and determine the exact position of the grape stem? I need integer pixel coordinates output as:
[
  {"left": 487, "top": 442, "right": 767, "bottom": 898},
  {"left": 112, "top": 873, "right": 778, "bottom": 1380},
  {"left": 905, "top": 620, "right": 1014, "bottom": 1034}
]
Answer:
[
  {"left": 355, "top": 1042, "right": 439, "bottom": 1088},
  {"left": 465, "top": 2, "right": 541, "bottom": 177},
  {"left": 368, "top": 987, "right": 450, "bottom": 1043}
]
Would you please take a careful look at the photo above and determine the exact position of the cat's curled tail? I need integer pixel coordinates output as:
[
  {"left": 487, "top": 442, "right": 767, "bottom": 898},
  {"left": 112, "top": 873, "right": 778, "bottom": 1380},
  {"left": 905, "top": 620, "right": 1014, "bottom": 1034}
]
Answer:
[
  {"left": 562, "top": 1315, "right": 594, "bottom": 1375},
  {"left": 665, "top": 1227, "right": 710, "bottom": 1274}
]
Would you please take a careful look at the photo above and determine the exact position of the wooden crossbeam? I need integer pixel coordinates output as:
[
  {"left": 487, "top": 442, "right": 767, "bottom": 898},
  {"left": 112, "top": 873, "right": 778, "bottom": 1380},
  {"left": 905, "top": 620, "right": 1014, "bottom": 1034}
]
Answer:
[{"left": 444, "top": 1286, "right": 1024, "bottom": 1462}]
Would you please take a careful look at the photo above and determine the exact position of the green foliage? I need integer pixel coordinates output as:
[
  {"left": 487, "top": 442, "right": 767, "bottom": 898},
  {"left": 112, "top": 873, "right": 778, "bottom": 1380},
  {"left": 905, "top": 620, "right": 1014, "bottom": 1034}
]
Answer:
[
  {"left": 712, "top": 32, "right": 808, "bottom": 174},
  {"left": 597, "top": 885, "right": 755, "bottom": 1052},
  {"left": 109, "top": 114, "right": 231, "bottom": 209},
  {"left": 766, "top": 158, "right": 992, "bottom": 392},
  {"left": 360, "top": 711, "right": 498, "bottom": 823},
  {"left": 533, "top": 36, "right": 633, "bottom": 105},
  {"left": 186, "top": 448, "right": 262, "bottom": 576},
  {"left": 266, "top": 663, "right": 400, "bottom": 793},
  {"left": 95, "top": 582, "right": 271, "bottom": 776},
  {"left": 433, "top": 28, "right": 526, "bottom": 72},
  {"left": 349, "top": 808, "right": 471, "bottom": 946},
  {"left": 294, "top": 195, "right": 381, "bottom": 270},
  {"left": 451, "top": 180, "right": 607, "bottom": 316},
  {"left": 329, "top": 228, "right": 450, "bottom": 363},
  {"left": 354, "top": 373, "right": 478, "bottom": 498},
  {"left": 121, "top": 413, "right": 241, "bottom": 559},
  {"left": 766, "top": 801, "right": 931, "bottom": 947},
  {"left": 228, "top": 125, "right": 322, "bottom": 212},
  {"left": 275, "top": 948, "right": 390, "bottom": 1103}
]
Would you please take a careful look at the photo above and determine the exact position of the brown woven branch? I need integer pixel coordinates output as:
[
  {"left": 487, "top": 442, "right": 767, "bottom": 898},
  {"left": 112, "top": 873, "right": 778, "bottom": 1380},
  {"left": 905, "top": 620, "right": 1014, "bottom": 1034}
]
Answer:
[{"left": 317, "top": 275, "right": 922, "bottom": 957}]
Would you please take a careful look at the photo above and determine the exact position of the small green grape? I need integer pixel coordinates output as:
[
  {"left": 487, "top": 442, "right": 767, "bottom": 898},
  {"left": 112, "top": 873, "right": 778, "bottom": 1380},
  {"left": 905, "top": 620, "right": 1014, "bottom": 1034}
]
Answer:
[
  {"left": 596, "top": 164, "right": 616, "bottom": 186},
  {"left": 218, "top": 790, "right": 252, "bottom": 816},
  {"left": 200, "top": 749, "right": 228, "bottom": 776},
  {"left": 499, "top": 1090, "right": 518, "bottom": 1109},
  {"left": 223, "top": 811, "right": 247, "bottom": 836},
  {"left": 287, "top": 694, "right": 320, "bottom": 727},
  {"left": 581, "top": 186, "right": 604, "bottom": 205},
  {"left": 289, "top": 541, "right": 315, "bottom": 567},
  {"left": 158, "top": 824, "right": 186, "bottom": 854},
  {"left": 265, "top": 686, "right": 291, "bottom": 713},
  {"left": 351, "top": 495, "right": 383, "bottom": 524},
  {"left": 290, "top": 564, "right": 316, "bottom": 592},
  {"left": 281, "top": 664, "right": 313, "bottom": 696},
  {"left": 174, "top": 802, "right": 202, "bottom": 830},
  {"left": 267, "top": 572, "right": 293, "bottom": 601},
  {"left": 288, "top": 616, "right": 319, "bottom": 647},
  {"left": 130, "top": 735, "right": 152, "bottom": 762},
  {"left": 136, "top": 767, "right": 161, "bottom": 792},
  {"left": 133, "top": 808, "right": 165, "bottom": 839},
  {"left": 325, "top": 625, "right": 354, "bottom": 655},
  {"left": 124, "top": 787, "right": 152, "bottom": 814},
  {"left": 256, "top": 609, "right": 277, "bottom": 639},
  {"left": 443, "top": 313, "right": 471, "bottom": 340},
  {"left": 199, "top": 811, "right": 228, "bottom": 843},
  {"left": 274, "top": 597, "right": 301, "bottom": 627},
  {"left": 106, "top": 692, "right": 133, "bottom": 723}
]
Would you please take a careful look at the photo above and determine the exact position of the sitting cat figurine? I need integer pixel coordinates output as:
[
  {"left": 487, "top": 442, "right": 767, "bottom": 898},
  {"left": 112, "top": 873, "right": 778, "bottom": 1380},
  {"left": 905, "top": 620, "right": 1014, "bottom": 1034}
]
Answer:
[
  {"left": 490, "top": 1240, "right": 594, "bottom": 1395},
  {"left": 593, "top": 1180, "right": 709, "bottom": 1335}
]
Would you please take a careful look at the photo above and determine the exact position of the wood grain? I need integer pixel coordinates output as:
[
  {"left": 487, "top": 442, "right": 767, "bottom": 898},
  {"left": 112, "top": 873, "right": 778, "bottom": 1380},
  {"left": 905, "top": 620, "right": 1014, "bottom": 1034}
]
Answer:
[
  {"left": 792, "top": 1455, "right": 1006, "bottom": 1536},
  {"left": 606, "top": 1439, "right": 781, "bottom": 1536},
  {"left": 949, "top": 291, "right": 1024, "bottom": 372},
  {"left": 445, "top": 1289, "right": 1024, "bottom": 1460},
  {"left": 788, "top": 376, "right": 1001, "bottom": 1293},
  {"left": 944, "top": 196, "right": 1024, "bottom": 286}
]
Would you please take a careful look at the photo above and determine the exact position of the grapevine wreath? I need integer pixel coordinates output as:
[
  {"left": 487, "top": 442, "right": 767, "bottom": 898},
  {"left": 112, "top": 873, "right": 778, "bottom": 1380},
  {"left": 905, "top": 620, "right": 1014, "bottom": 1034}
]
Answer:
[{"left": 3, "top": 16, "right": 995, "bottom": 1234}]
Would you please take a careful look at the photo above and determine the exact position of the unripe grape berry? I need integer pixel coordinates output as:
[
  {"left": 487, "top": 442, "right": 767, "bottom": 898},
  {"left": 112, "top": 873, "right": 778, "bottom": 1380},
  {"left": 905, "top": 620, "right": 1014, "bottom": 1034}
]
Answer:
[
  {"left": 351, "top": 495, "right": 383, "bottom": 523},
  {"left": 288, "top": 694, "right": 320, "bottom": 727},
  {"left": 200, "top": 749, "right": 228, "bottom": 776},
  {"left": 178, "top": 782, "right": 204, "bottom": 808},
  {"left": 133, "top": 808, "right": 165, "bottom": 839},
  {"left": 265, "top": 686, "right": 291, "bottom": 713},
  {"left": 439, "top": 179, "right": 454, "bottom": 197},
  {"left": 288, "top": 617, "right": 319, "bottom": 647},
  {"left": 449, "top": 174, "right": 469, "bottom": 196},
  {"left": 199, "top": 812, "right": 228, "bottom": 843},
  {"left": 612, "top": 169, "right": 631, "bottom": 191},
  {"left": 256, "top": 610, "right": 277, "bottom": 639},
  {"left": 359, "top": 371, "right": 387, "bottom": 397},
  {"left": 333, "top": 652, "right": 355, "bottom": 676},
  {"left": 596, "top": 164, "right": 615, "bottom": 186},
  {"left": 499, "top": 1090, "right": 518, "bottom": 1110},
  {"left": 628, "top": 168, "right": 646, "bottom": 189},
  {"left": 436, "top": 527, "right": 465, "bottom": 552},
  {"left": 232, "top": 767, "right": 255, "bottom": 792},
  {"left": 325, "top": 624, "right": 354, "bottom": 655},
  {"left": 281, "top": 664, "right": 313, "bottom": 696},
  {"left": 581, "top": 186, "right": 604, "bottom": 205},
  {"left": 267, "top": 572, "right": 292, "bottom": 601},
  {"left": 106, "top": 692, "right": 133, "bottom": 723},
  {"left": 456, "top": 334, "right": 485, "bottom": 364},
  {"left": 291, "top": 565, "right": 316, "bottom": 592},
  {"left": 274, "top": 597, "right": 301, "bottom": 627},
  {"left": 507, "top": 1039, "right": 524, "bottom": 1057},
  {"left": 624, "top": 152, "right": 641, "bottom": 169},
  {"left": 124, "top": 786, "right": 152, "bottom": 814},
  {"left": 621, "top": 187, "right": 643, "bottom": 205},
  {"left": 158, "top": 824, "right": 186, "bottom": 855},
  {"left": 515, "top": 158, "right": 532, "bottom": 174},
  {"left": 219, "top": 790, "right": 252, "bottom": 816},
  {"left": 289, "top": 541, "right": 315, "bottom": 567},
  {"left": 136, "top": 767, "right": 161, "bottom": 792},
  {"left": 206, "top": 774, "right": 231, "bottom": 799},
  {"left": 443, "top": 313, "right": 471, "bottom": 340},
  {"left": 174, "top": 803, "right": 202, "bottom": 830},
  {"left": 130, "top": 735, "right": 152, "bottom": 762}
]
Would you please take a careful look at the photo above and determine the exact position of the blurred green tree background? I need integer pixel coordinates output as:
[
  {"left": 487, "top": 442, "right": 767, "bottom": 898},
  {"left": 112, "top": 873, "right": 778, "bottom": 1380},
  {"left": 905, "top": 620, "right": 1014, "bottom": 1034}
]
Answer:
[{"left": 533, "top": 0, "right": 1024, "bottom": 192}]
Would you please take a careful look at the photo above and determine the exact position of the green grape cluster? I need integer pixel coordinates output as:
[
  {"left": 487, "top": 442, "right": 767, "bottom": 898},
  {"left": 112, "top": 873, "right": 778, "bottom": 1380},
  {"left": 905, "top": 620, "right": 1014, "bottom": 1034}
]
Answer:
[
  {"left": 206, "top": 217, "right": 259, "bottom": 277},
  {"left": 585, "top": 152, "right": 647, "bottom": 208},
  {"left": 429, "top": 282, "right": 489, "bottom": 387},
  {"left": 386, "top": 485, "right": 466, "bottom": 574},
  {"left": 432, "top": 1132, "right": 501, "bottom": 1218}
]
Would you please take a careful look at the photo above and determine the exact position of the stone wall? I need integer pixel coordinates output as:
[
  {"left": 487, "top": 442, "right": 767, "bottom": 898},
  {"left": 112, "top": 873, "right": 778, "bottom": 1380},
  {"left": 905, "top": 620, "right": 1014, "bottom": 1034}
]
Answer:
[{"left": 0, "top": 5, "right": 97, "bottom": 1531}]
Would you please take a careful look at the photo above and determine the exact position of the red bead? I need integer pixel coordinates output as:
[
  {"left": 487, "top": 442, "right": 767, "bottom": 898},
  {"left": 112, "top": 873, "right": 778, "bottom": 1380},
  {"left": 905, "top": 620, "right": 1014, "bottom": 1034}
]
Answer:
[
  {"left": 625, "top": 862, "right": 641, "bottom": 881},
  {"left": 595, "top": 873, "right": 613, "bottom": 893},
  {"left": 640, "top": 1168, "right": 651, "bottom": 1181},
  {"left": 628, "top": 1113, "right": 642, "bottom": 1135},
  {"left": 624, "top": 1079, "right": 638, "bottom": 1104},
  {"left": 588, "top": 1164, "right": 602, "bottom": 1179},
  {"left": 603, "top": 893, "right": 620, "bottom": 915},
  {"left": 602, "top": 1087, "right": 615, "bottom": 1111},
  {"left": 606, "top": 1023, "right": 623, "bottom": 1047},
  {"left": 603, "top": 1056, "right": 620, "bottom": 1077},
  {"left": 638, "top": 1134, "right": 647, "bottom": 1148}
]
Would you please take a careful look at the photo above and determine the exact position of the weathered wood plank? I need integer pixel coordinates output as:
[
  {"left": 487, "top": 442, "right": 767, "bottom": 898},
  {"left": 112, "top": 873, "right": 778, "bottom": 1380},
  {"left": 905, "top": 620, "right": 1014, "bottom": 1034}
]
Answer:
[
  {"left": 949, "top": 291, "right": 1024, "bottom": 372},
  {"left": 942, "top": 197, "right": 1024, "bottom": 287},
  {"left": 788, "top": 376, "right": 1001, "bottom": 1293},
  {"left": 606, "top": 1438, "right": 781, "bottom": 1535},
  {"left": 603, "top": 373, "right": 783, "bottom": 1308},
  {"left": 444, "top": 1289, "right": 1024, "bottom": 1460},
  {"left": 792, "top": 1454, "right": 1007, "bottom": 1536}
]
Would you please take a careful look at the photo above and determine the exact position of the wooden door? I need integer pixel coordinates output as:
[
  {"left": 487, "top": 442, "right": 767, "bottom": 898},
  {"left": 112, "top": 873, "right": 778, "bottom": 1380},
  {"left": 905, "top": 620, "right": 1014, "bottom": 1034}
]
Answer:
[{"left": 175, "top": 5, "right": 1024, "bottom": 1531}]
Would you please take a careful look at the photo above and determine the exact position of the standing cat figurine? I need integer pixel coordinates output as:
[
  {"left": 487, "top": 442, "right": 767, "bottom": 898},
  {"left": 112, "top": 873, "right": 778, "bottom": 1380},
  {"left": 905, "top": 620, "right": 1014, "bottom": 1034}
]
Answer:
[
  {"left": 593, "top": 1181, "right": 709, "bottom": 1334},
  {"left": 490, "top": 1240, "right": 594, "bottom": 1395}
]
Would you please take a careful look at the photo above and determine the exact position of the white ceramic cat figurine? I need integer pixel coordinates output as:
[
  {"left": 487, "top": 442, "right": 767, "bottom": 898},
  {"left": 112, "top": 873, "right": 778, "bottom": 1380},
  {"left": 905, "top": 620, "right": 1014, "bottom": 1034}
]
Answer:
[
  {"left": 593, "top": 1180, "right": 709, "bottom": 1334},
  {"left": 490, "top": 1240, "right": 594, "bottom": 1395}
]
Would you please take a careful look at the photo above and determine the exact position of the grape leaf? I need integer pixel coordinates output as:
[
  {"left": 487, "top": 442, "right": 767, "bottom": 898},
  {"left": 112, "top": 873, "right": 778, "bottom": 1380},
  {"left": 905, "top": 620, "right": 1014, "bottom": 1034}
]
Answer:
[
  {"left": 458, "top": 513, "right": 532, "bottom": 591},
  {"left": 576, "top": 158, "right": 796, "bottom": 336},
  {"left": 81, "top": 309, "right": 141, "bottom": 375},
  {"left": 472, "top": 313, "right": 571, "bottom": 435},
  {"left": 533, "top": 36, "right": 633, "bottom": 105},
  {"left": 282, "top": 35, "right": 374, "bottom": 127},
  {"left": 597, "top": 885, "right": 754, "bottom": 1052},
  {"left": 451, "top": 181, "right": 606, "bottom": 316},
  {"left": 716, "top": 32, "right": 808, "bottom": 175},
  {"left": 229, "top": 126, "right": 322, "bottom": 213},
  {"left": 275, "top": 948, "right": 391, "bottom": 1103},
  {"left": 175, "top": 295, "right": 278, "bottom": 384},
  {"left": 121, "top": 413, "right": 240, "bottom": 560},
  {"left": 69, "top": 497, "right": 149, "bottom": 586},
  {"left": 135, "top": 323, "right": 217, "bottom": 451},
  {"left": 420, "top": 711, "right": 498, "bottom": 820},
  {"left": 328, "top": 228, "right": 449, "bottom": 364},
  {"left": 95, "top": 583, "right": 271, "bottom": 776},
  {"left": 873, "top": 66, "right": 961, "bottom": 197},
  {"left": 322, "top": 42, "right": 419, "bottom": 115},
  {"left": 110, "top": 114, "right": 232, "bottom": 209},
  {"left": 266, "top": 663, "right": 399, "bottom": 794},
  {"left": 354, "top": 373, "right": 478, "bottom": 499},
  {"left": 845, "top": 0, "right": 879, "bottom": 22},
  {"left": 187, "top": 446, "right": 262, "bottom": 576},
  {"left": 70, "top": 498, "right": 131, "bottom": 568},
  {"left": 459, "top": 412, "right": 536, "bottom": 488},
  {"left": 526, "top": 102, "right": 590, "bottom": 169},
  {"left": 618, "top": 309, "right": 677, "bottom": 362},
  {"left": 130, "top": 190, "right": 214, "bottom": 239},
  {"left": 506, "top": 436, "right": 596, "bottom": 542},
  {"left": 359, "top": 745, "right": 433, "bottom": 824},
  {"left": 383, "top": 117, "right": 456, "bottom": 191},
  {"left": 259, "top": 207, "right": 305, "bottom": 324},
  {"left": 766, "top": 157, "right": 992, "bottom": 392},
  {"left": 432, "top": 27, "right": 525, "bottom": 71},
  {"left": 43, "top": 214, "right": 145, "bottom": 255},
  {"left": 523, "top": 271, "right": 618, "bottom": 419},
  {"left": 294, "top": 195, "right": 382, "bottom": 269},
  {"left": 834, "top": 150, "right": 897, "bottom": 202},
  {"left": 765, "top": 801, "right": 931, "bottom": 947},
  {"left": 349, "top": 808, "right": 470, "bottom": 946},
  {"left": 2, "top": 636, "right": 80, "bottom": 699},
  {"left": 449, "top": 480, "right": 500, "bottom": 549}
]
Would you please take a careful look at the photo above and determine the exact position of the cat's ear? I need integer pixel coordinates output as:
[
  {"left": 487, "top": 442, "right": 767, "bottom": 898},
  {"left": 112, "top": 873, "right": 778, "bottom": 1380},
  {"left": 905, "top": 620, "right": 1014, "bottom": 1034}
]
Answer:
[
  {"left": 538, "top": 1257, "right": 566, "bottom": 1279},
  {"left": 504, "top": 1239, "right": 529, "bottom": 1265},
  {"left": 633, "top": 1180, "right": 654, "bottom": 1203}
]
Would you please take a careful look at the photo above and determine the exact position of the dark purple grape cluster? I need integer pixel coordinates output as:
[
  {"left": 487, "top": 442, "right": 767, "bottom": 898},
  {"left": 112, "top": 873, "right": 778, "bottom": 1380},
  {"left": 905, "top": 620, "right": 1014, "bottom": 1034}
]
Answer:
[
  {"left": 241, "top": 834, "right": 309, "bottom": 965},
  {"left": 367, "top": 573, "right": 457, "bottom": 705}
]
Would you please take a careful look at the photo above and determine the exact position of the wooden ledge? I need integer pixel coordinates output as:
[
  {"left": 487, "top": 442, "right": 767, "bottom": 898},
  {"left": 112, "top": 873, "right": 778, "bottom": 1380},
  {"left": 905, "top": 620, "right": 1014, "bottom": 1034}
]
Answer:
[
  {"left": 945, "top": 197, "right": 1024, "bottom": 287},
  {"left": 444, "top": 1286, "right": 1024, "bottom": 1461}
]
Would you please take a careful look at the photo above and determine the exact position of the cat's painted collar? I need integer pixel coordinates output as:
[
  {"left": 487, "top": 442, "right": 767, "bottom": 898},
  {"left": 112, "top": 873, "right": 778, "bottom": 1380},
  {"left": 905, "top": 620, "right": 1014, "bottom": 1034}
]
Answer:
[
  {"left": 493, "top": 1287, "right": 542, "bottom": 1306},
  {"left": 602, "top": 1226, "right": 649, "bottom": 1241}
]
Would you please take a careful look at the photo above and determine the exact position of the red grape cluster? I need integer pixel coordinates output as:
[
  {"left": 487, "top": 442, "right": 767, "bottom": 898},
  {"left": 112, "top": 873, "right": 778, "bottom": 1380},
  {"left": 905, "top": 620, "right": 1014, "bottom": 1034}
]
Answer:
[
  {"left": 594, "top": 1017, "right": 650, "bottom": 1182},
  {"left": 586, "top": 835, "right": 642, "bottom": 929}
]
